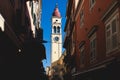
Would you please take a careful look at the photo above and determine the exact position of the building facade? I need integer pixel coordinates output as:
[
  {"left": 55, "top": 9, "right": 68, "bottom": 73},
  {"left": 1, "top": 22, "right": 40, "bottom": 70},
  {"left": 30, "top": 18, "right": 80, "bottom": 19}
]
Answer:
[
  {"left": 50, "top": 50, "right": 66, "bottom": 80},
  {"left": 63, "top": 0, "right": 76, "bottom": 80},
  {"left": 51, "top": 5, "right": 62, "bottom": 63},
  {"left": 63, "top": 0, "right": 120, "bottom": 80}
]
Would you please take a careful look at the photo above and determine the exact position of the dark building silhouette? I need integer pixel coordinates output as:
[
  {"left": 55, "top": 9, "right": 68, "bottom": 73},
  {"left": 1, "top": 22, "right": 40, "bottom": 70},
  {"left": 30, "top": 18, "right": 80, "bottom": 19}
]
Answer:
[
  {"left": 63, "top": 0, "right": 120, "bottom": 80},
  {"left": 0, "top": 0, "right": 46, "bottom": 80}
]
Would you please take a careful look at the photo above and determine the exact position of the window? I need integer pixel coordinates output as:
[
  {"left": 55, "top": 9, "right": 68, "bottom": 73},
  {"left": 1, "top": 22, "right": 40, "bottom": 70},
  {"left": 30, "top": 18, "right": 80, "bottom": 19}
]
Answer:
[
  {"left": 90, "top": 33, "right": 96, "bottom": 62},
  {"left": 53, "top": 26, "right": 56, "bottom": 33},
  {"left": 80, "top": 10, "right": 84, "bottom": 27},
  {"left": 90, "top": 0, "right": 96, "bottom": 9},
  {"left": 10, "top": 0, "right": 15, "bottom": 7},
  {"left": 57, "top": 26, "right": 60, "bottom": 33},
  {"left": 31, "top": 2, "right": 33, "bottom": 17},
  {"left": 105, "top": 12, "right": 119, "bottom": 54},
  {"left": 33, "top": 14, "right": 36, "bottom": 25},
  {"left": 79, "top": 41, "right": 85, "bottom": 66},
  {"left": 80, "top": 46, "right": 85, "bottom": 65},
  {"left": 106, "top": 25, "right": 111, "bottom": 52}
]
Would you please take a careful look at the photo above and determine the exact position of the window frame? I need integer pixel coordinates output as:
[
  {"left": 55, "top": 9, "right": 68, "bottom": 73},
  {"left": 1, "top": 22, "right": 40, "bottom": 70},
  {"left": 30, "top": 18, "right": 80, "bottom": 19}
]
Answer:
[
  {"left": 79, "top": 45, "right": 85, "bottom": 66},
  {"left": 89, "top": 33, "right": 97, "bottom": 62},
  {"left": 80, "top": 9, "right": 84, "bottom": 28},
  {"left": 89, "top": 0, "right": 96, "bottom": 10},
  {"left": 105, "top": 10, "right": 119, "bottom": 54}
]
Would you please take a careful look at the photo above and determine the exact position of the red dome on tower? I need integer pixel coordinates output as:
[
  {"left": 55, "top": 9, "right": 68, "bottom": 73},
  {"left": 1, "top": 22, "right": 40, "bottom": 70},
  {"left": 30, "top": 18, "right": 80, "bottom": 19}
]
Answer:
[{"left": 52, "top": 4, "right": 61, "bottom": 17}]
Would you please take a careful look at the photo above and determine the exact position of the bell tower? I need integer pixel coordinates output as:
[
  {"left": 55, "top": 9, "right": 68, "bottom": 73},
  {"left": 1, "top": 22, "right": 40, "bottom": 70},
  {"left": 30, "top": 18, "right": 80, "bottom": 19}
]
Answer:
[{"left": 51, "top": 4, "right": 62, "bottom": 63}]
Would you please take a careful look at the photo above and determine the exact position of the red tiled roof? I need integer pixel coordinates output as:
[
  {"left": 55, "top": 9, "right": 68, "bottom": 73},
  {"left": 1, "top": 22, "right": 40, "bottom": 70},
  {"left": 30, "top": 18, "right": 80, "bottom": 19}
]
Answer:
[{"left": 52, "top": 5, "right": 61, "bottom": 17}]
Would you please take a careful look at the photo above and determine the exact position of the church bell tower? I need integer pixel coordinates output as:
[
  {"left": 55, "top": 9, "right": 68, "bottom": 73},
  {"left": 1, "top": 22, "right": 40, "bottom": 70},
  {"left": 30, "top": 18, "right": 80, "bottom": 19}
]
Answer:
[{"left": 51, "top": 5, "right": 62, "bottom": 63}]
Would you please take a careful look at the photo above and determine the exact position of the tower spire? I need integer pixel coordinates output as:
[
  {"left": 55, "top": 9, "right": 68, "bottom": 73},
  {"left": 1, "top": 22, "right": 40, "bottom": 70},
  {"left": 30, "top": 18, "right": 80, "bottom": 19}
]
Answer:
[
  {"left": 52, "top": 3, "right": 61, "bottom": 17},
  {"left": 56, "top": 3, "right": 58, "bottom": 8}
]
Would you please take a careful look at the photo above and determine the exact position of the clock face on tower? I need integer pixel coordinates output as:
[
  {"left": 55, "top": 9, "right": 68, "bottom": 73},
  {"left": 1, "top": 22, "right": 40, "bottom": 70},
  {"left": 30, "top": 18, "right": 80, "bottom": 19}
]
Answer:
[{"left": 54, "top": 36, "right": 59, "bottom": 41}]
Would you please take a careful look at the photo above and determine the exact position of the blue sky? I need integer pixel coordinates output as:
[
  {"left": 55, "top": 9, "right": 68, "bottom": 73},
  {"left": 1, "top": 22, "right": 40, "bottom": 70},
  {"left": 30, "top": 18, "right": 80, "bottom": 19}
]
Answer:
[{"left": 41, "top": 0, "right": 68, "bottom": 69}]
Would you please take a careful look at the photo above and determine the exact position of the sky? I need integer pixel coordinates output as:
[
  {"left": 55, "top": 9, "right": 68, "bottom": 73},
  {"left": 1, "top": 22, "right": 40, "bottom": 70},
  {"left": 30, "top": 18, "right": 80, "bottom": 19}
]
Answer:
[{"left": 41, "top": 0, "right": 68, "bottom": 69}]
